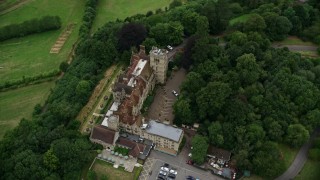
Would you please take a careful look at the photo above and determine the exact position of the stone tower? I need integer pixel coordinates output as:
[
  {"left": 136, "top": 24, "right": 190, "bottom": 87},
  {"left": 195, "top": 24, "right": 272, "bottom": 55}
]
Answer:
[{"left": 149, "top": 46, "right": 169, "bottom": 84}]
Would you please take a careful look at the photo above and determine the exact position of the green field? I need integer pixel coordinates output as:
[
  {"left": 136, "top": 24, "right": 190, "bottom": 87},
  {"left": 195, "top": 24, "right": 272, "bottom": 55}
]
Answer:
[
  {"left": 92, "top": 0, "right": 172, "bottom": 31},
  {"left": 295, "top": 159, "right": 320, "bottom": 180},
  {"left": 0, "top": 81, "right": 55, "bottom": 139},
  {"left": 229, "top": 13, "right": 256, "bottom": 26},
  {"left": 0, "top": 0, "right": 21, "bottom": 11},
  {"left": 0, "top": 0, "right": 85, "bottom": 84}
]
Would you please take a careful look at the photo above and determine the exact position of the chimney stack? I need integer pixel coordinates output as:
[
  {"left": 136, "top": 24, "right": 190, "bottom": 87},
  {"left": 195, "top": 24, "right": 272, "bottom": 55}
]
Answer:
[{"left": 139, "top": 45, "right": 146, "bottom": 55}]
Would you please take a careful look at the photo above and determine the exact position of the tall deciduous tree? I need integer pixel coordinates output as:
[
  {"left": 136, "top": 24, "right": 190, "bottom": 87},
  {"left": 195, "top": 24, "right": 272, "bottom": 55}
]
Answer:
[
  {"left": 285, "top": 124, "right": 310, "bottom": 148},
  {"left": 117, "top": 23, "right": 147, "bottom": 51},
  {"left": 196, "top": 82, "right": 231, "bottom": 119},
  {"left": 191, "top": 135, "right": 209, "bottom": 165}
]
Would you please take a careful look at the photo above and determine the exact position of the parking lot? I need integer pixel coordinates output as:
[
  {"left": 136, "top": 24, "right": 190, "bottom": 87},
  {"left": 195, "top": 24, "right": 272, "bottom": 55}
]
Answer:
[
  {"left": 147, "top": 68, "right": 186, "bottom": 124},
  {"left": 140, "top": 144, "right": 223, "bottom": 180}
]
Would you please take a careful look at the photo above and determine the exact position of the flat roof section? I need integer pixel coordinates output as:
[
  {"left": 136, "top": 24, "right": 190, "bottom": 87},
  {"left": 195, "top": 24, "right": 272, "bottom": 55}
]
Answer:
[{"left": 146, "top": 120, "right": 183, "bottom": 142}]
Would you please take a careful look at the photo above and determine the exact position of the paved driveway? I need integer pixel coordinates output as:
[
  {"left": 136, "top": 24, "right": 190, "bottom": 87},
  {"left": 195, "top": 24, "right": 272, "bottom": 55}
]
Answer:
[{"left": 147, "top": 68, "right": 186, "bottom": 124}]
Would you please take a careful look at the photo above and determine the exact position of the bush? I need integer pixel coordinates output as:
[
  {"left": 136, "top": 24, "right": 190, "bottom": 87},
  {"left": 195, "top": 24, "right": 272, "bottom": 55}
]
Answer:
[
  {"left": 87, "top": 170, "right": 97, "bottom": 180},
  {"left": 0, "top": 16, "right": 61, "bottom": 41},
  {"left": 114, "top": 146, "right": 129, "bottom": 156}
]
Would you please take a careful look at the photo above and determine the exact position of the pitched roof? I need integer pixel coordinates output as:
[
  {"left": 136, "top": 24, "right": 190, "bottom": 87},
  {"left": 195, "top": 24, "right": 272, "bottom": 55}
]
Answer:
[
  {"left": 116, "top": 137, "right": 146, "bottom": 158},
  {"left": 117, "top": 137, "right": 136, "bottom": 149},
  {"left": 90, "top": 125, "right": 116, "bottom": 145},
  {"left": 129, "top": 143, "right": 145, "bottom": 157},
  {"left": 207, "top": 146, "right": 231, "bottom": 161}
]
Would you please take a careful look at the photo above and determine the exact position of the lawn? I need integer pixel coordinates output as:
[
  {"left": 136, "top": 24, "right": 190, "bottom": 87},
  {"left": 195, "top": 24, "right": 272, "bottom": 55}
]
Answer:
[
  {"left": 0, "top": 81, "right": 55, "bottom": 139},
  {"left": 278, "top": 143, "right": 299, "bottom": 168},
  {"left": 92, "top": 0, "right": 172, "bottom": 31},
  {"left": 0, "top": 0, "right": 21, "bottom": 11},
  {"left": 91, "top": 158, "right": 141, "bottom": 180},
  {"left": 295, "top": 159, "right": 320, "bottom": 180},
  {"left": 229, "top": 13, "right": 256, "bottom": 26},
  {"left": 0, "top": 0, "right": 85, "bottom": 84}
]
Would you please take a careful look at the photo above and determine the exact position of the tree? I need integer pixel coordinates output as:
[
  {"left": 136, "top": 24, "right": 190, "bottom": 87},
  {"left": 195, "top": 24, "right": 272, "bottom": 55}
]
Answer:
[
  {"left": 196, "top": 82, "right": 231, "bottom": 119},
  {"left": 76, "top": 80, "right": 91, "bottom": 97},
  {"left": 169, "top": 0, "right": 182, "bottom": 9},
  {"left": 43, "top": 149, "right": 59, "bottom": 171},
  {"left": 252, "top": 142, "right": 286, "bottom": 177},
  {"left": 142, "top": 38, "right": 157, "bottom": 53},
  {"left": 180, "top": 72, "right": 206, "bottom": 97},
  {"left": 244, "top": 14, "right": 266, "bottom": 32},
  {"left": 87, "top": 170, "right": 97, "bottom": 180},
  {"left": 201, "top": 0, "right": 232, "bottom": 34},
  {"left": 264, "top": 13, "right": 292, "bottom": 41},
  {"left": 208, "top": 122, "right": 224, "bottom": 146},
  {"left": 117, "top": 23, "right": 147, "bottom": 51},
  {"left": 236, "top": 53, "right": 263, "bottom": 86},
  {"left": 285, "top": 124, "right": 310, "bottom": 148},
  {"left": 173, "top": 98, "right": 195, "bottom": 125},
  {"left": 59, "top": 61, "right": 69, "bottom": 72},
  {"left": 149, "top": 21, "right": 184, "bottom": 46},
  {"left": 191, "top": 135, "right": 209, "bottom": 165}
]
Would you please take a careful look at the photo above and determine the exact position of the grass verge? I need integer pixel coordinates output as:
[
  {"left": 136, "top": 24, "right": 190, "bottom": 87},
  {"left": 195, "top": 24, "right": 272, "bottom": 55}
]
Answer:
[
  {"left": 295, "top": 159, "right": 320, "bottom": 180},
  {"left": 0, "top": 81, "right": 55, "bottom": 139},
  {"left": 278, "top": 143, "right": 299, "bottom": 168},
  {"left": 92, "top": 0, "right": 172, "bottom": 31}
]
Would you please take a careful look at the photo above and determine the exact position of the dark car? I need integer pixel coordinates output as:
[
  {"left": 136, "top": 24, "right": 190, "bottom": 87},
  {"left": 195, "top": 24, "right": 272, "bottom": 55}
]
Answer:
[
  {"left": 186, "top": 175, "right": 195, "bottom": 180},
  {"left": 168, "top": 173, "right": 176, "bottom": 179},
  {"left": 164, "top": 163, "right": 170, "bottom": 167},
  {"left": 158, "top": 174, "right": 166, "bottom": 180}
]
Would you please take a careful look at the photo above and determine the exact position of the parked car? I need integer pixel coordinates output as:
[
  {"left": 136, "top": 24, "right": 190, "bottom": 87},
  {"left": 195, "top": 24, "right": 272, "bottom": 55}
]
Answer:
[
  {"left": 186, "top": 176, "right": 195, "bottom": 180},
  {"left": 164, "top": 163, "right": 170, "bottom": 167},
  {"left": 169, "top": 169, "right": 177, "bottom": 175},
  {"left": 158, "top": 174, "right": 166, "bottom": 180},
  {"left": 172, "top": 90, "right": 179, "bottom": 97},
  {"left": 168, "top": 173, "right": 176, "bottom": 179},
  {"left": 161, "top": 166, "right": 170, "bottom": 172},
  {"left": 159, "top": 170, "right": 167, "bottom": 176},
  {"left": 186, "top": 160, "right": 193, "bottom": 165},
  {"left": 167, "top": 45, "right": 173, "bottom": 51}
]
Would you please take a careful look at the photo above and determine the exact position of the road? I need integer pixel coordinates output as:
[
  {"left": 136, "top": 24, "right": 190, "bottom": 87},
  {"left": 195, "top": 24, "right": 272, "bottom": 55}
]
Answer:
[
  {"left": 275, "top": 127, "right": 320, "bottom": 180},
  {"left": 271, "top": 44, "right": 318, "bottom": 52}
]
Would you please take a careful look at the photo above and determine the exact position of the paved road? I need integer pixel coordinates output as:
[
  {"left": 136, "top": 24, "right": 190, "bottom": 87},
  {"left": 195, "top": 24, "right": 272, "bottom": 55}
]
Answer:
[
  {"left": 275, "top": 127, "right": 320, "bottom": 180},
  {"left": 272, "top": 44, "right": 318, "bottom": 52}
]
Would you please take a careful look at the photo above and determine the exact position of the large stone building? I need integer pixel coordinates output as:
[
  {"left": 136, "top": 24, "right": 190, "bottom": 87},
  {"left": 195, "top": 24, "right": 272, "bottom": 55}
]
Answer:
[{"left": 91, "top": 45, "right": 183, "bottom": 156}]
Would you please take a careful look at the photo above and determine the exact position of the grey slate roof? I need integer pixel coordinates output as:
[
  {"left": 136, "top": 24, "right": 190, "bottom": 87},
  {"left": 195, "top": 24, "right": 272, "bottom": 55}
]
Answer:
[
  {"left": 145, "top": 120, "right": 183, "bottom": 142},
  {"left": 113, "top": 83, "right": 133, "bottom": 94}
]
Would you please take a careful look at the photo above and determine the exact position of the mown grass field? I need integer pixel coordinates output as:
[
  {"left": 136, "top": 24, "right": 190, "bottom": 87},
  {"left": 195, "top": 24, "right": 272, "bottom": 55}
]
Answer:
[
  {"left": 295, "top": 159, "right": 320, "bottom": 180},
  {"left": 0, "top": 81, "right": 55, "bottom": 139},
  {"left": 0, "top": 0, "right": 86, "bottom": 84},
  {"left": 92, "top": 0, "right": 172, "bottom": 31},
  {"left": 0, "top": 0, "right": 21, "bottom": 11}
]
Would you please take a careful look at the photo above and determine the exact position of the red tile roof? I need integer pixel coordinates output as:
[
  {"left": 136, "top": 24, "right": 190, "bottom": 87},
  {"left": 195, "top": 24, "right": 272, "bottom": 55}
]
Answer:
[{"left": 91, "top": 125, "right": 116, "bottom": 145}]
